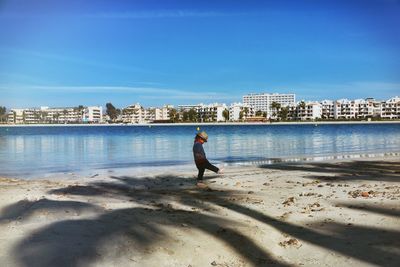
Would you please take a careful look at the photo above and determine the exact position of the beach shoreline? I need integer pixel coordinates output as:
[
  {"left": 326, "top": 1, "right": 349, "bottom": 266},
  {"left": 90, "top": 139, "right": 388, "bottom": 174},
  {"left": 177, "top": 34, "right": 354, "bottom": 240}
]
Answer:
[
  {"left": 2, "top": 152, "right": 399, "bottom": 181},
  {"left": 0, "top": 156, "right": 399, "bottom": 266}
]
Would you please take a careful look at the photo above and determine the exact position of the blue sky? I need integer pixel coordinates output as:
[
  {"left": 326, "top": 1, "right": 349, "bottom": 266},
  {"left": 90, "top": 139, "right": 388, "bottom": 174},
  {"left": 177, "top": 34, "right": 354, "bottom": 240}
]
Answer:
[{"left": 0, "top": 0, "right": 399, "bottom": 108}]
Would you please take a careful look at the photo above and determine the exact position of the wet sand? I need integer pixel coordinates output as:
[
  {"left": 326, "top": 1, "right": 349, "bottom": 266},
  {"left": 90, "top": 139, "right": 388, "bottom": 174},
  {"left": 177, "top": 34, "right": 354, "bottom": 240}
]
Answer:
[{"left": 0, "top": 157, "right": 399, "bottom": 267}]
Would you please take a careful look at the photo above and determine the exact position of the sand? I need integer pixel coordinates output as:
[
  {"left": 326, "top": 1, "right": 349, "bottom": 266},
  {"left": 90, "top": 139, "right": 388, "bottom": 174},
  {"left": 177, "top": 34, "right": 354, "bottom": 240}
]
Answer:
[{"left": 0, "top": 157, "right": 399, "bottom": 267}]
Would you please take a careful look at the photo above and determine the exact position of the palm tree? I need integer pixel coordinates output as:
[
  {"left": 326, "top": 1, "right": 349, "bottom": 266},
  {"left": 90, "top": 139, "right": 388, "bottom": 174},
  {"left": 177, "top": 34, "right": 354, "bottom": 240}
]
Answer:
[
  {"left": 0, "top": 106, "right": 6, "bottom": 123},
  {"left": 188, "top": 108, "right": 197, "bottom": 122},
  {"left": 182, "top": 111, "right": 189, "bottom": 122},
  {"left": 53, "top": 112, "right": 60, "bottom": 124},
  {"left": 222, "top": 109, "right": 229, "bottom": 122},
  {"left": 168, "top": 108, "right": 177, "bottom": 123},
  {"left": 74, "top": 105, "right": 85, "bottom": 123},
  {"left": 62, "top": 109, "right": 68, "bottom": 123},
  {"left": 41, "top": 111, "right": 48, "bottom": 124},
  {"left": 34, "top": 111, "right": 41, "bottom": 124},
  {"left": 202, "top": 113, "right": 209, "bottom": 122},
  {"left": 271, "top": 102, "right": 281, "bottom": 118},
  {"left": 279, "top": 106, "right": 289, "bottom": 121},
  {"left": 106, "top": 103, "right": 118, "bottom": 122},
  {"left": 211, "top": 111, "right": 217, "bottom": 122},
  {"left": 243, "top": 107, "right": 249, "bottom": 120}
]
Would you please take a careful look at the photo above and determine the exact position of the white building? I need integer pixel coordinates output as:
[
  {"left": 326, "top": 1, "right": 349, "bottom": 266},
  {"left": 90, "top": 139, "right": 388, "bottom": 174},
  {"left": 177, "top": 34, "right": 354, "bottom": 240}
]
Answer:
[
  {"left": 153, "top": 105, "right": 173, "bottom": 121},
  {"left": 229, "top": 103, "right": 254, "bottom": 121},
  {"left": 7, "top": 106, "right": 85, "bottom": 124},
  {"left": 178, "top": 104, "right": 202, "bottom": 111},
  {"left": 320, "top": 100, "right": 335, "bottom": 119},
  {"left": 83, "top": 106, "right": 103, "bottom": 123},
  {"left": 243, "top": 92, "right": 295, "bottom": 118},
  {"left": 121, "top": 104, "right": 173, "bottom": 123},
  {"left": 122, "top": 104, "right": 149, "bottom": 124},
  {"left": 178, "top": 103, "right": 228, "bottom": 122},
  {"left": 7, "top": 109, "right": 25, "bottom": 124},
  {"left": 334, "top": 99, "right": 354, "bottom": 119},
  {"left": 353, "top": 99, "right": 375, "bottom": 118},
  {"left": 381, "top": 96, "right": 400, "bottom": 119},
  {"left": 332, "top": 99, "right": 381, "bottom": 120},
  {"left": 39, "top": 107, "right": 82, "bottom": 123},
  {"left": 199, "top": 103, "right": 227, "bottom": 122},
  {"left": 296, "top": 102, "right": 322, "bottom": 120}
]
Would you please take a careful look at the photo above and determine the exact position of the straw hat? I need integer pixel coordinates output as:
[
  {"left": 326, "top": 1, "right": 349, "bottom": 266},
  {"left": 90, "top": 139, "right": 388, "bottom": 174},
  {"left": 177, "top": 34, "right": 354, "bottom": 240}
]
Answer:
[{"left": 196, "top": 131, "right": 208, "bottom": 142}]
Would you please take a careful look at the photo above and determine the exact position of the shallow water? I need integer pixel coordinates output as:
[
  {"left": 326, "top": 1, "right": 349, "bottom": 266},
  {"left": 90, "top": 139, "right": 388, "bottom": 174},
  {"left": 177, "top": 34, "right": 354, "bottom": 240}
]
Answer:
[{"left": 0, "top": 124, "right": 399, "bottom": 178}]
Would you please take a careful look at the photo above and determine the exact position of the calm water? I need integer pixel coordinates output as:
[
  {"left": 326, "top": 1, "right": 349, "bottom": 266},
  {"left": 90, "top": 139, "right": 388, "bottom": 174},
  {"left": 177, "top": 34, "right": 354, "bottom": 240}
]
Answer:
[{"left": 0, "top": 124, "right": 399, "bottom": 178}]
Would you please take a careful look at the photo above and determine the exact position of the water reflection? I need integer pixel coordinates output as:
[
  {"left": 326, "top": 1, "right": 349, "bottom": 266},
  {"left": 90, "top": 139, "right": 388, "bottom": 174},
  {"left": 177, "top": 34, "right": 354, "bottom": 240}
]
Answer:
[{"left": 0, "top": 124, "right": 399, "bottom": 177}]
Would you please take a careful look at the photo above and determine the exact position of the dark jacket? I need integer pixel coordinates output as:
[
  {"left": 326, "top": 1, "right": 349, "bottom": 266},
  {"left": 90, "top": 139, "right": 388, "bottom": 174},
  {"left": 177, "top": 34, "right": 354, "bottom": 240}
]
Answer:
[{"left": 193, "top": 141, "right": 207, "bottom": 166}]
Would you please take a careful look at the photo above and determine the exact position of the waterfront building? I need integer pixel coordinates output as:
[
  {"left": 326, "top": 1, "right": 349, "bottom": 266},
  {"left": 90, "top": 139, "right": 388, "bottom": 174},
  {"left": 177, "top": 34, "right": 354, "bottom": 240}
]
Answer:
[
  {"left": 243, "top": 93, "right": 296, "bottom": 118},
  {"left": 83, "top": 106, "right": 103, "bottom": 123},
  {"left": 198, "top": 103, "right": 227, "bottom": 122},
  {"left": 229, "top": 103, "right": 254, "bottom": 121},
  {"left": 7, "top": 106, "right": 101, "bottom": 124},
  {"left": 40, "top": 107, "right": 83, "bottom": 123},
  {"left": 353, "top": 99, "right": 375, "bottom": 118},
  {"left": 320, "top": 100, "right": 335, "bottom": 119},
  {"left": 7, "top": 109, "right": 26, "bottom": 124},
  {"left": 332, "top": 98, "right": 382, "bottom": 120},
  {"left": 298, "top": 102, "right": 322, "bottom": 120},
  {"left": 121, "top": 104, "right": 173, "bottom": 123},
  {"left": 178, "top": 103, "right": 228, "bottom": 122},
  {"left": 381, "top": 96, "right": 400, "bottom": 119},
  {"left": 121, "top": 103, "right": 149, "bottom": 123},
  {"left": 178, "top": 104, "right": 202, "bottom": 112},
  {"left": 153, "top": 105, "right": 173, "bottom": 121},
  {"left": 334, "top": 99, "right": 355, "bottom": 119}
]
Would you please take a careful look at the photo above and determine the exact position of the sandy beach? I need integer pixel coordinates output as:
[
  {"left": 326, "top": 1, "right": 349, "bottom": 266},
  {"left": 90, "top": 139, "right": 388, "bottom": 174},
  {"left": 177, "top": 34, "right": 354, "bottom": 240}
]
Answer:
[{"left": 0, "top": 156, "right": 399, "bottom": 267}]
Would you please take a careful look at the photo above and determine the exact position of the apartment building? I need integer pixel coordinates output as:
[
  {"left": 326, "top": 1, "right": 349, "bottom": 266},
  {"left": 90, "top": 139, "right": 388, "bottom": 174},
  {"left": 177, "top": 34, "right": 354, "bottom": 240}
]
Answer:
[
  {"left": 153, "top": 105, "right": 173, "bottom": 121},
  {"left": 178, "top": 103, "right": 228, "bottom": 122},
  {"left": 243, "top": 93, "right": 295, "bottom": 118},
  {"left": 333, "top": 99, "right": 385, "bottom": 119},
  {"left": 294, "top": 102, "right": 322, "bottom": 120},
  {"left": 7, "top": 109, "right": 26, "bottom": 124},
  {"left": 353, "top": 99, "right": 376, "bottom": 118},
  {"left": 381, "top": 96, "right": 400, "bottom": 119},
  {"left": 121, "top": 104, "right": 149, "bottom": 123},
  {"left": 178, "top": 104, "right": 202, "bottom": 112},
  {"left": 320, "top": 100, "right": 335, "bottom": 119},
  {"left": 229, "top": 103, "right": 254, "bottom": 121},
  {"left": 83, "top": 106, "right": 103, "bottom": 123},
  {"left": 38, "top": 107, "right": 83, "bottom": 123},
  {"left": 7, "top": 106, "right": 102, "bottom": 124},
  {"left": 121, "top": 104, "right": 172, "bottom": 123},
  {"left": 197, "top": 103, "right": 226, "bottom": 122}
]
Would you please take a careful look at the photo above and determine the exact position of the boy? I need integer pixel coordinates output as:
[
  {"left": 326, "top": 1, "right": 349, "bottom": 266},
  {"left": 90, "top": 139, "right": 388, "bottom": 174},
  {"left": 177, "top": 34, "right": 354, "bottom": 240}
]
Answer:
[{"left": 193, "top": 131, "right": 223, "bottom": 188}]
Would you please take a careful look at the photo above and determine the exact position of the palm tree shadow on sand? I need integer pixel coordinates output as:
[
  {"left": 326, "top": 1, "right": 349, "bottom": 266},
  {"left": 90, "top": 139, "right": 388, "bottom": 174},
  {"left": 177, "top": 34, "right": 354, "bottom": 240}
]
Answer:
[
  {"left": 259, "top": 160, "right": 400, "bottom": 183},
  {"left": 0, "top": 167, "right": 399, "bottom": 266}
]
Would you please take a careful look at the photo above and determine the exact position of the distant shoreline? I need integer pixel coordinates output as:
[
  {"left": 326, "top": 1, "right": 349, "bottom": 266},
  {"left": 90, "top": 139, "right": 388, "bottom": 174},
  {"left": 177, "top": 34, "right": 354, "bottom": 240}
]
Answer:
[{"left": 1, "top": 120, "right": 400, "bottom": 127}]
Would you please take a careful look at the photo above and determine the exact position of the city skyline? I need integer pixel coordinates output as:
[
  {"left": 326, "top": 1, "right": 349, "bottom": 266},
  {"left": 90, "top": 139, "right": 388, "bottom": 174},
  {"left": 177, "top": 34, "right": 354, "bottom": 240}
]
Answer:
[
  {"left": 1, "top": 0, "right": 399, "bottom": 108},
  {"left": 4, "top": 93, "right": 399, "bottom": 110}
]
